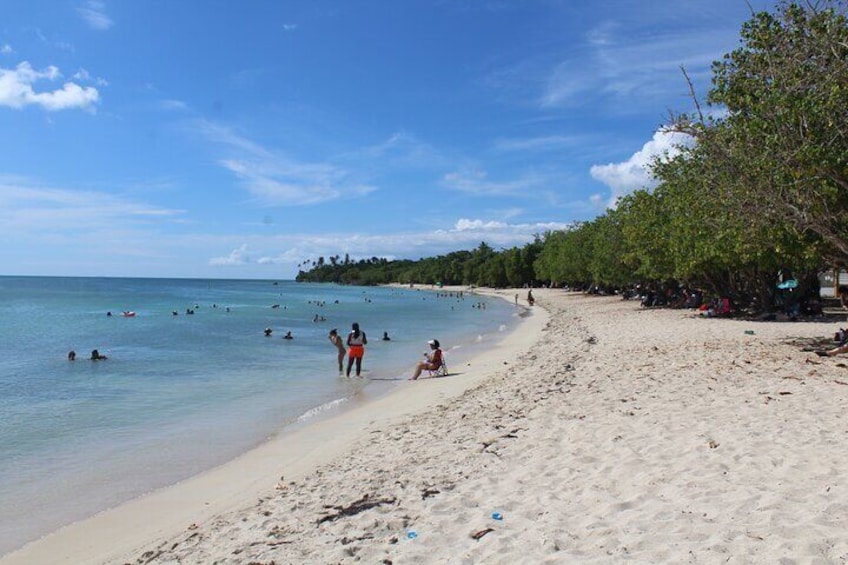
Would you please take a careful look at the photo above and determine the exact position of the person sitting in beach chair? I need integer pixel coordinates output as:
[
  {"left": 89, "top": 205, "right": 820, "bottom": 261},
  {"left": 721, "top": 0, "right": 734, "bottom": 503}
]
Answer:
[
  {"left": 410, "top": 339, "right": 445, "bottom": 380},
  {"left": 700, "top": 297, "right": 732, "bottom": 318}
]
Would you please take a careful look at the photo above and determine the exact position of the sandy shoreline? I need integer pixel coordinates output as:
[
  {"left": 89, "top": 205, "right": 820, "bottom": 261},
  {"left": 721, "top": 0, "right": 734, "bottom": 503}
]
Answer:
[{"left": 5, "top": 288, "right": 848, "bottom": 563}]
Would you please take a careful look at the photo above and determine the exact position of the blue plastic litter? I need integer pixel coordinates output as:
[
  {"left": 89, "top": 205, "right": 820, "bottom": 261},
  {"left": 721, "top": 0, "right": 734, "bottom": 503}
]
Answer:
[
  {"left": 407, "top": 530, "right": 418, "bottom": 539},
  {"left": 492, "top": 512, "right": 503, "bottom": 520}
]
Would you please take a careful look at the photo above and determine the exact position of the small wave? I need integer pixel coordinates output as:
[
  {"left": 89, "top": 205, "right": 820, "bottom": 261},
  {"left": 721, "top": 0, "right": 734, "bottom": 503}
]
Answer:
[
  {"left": 499, "top": 324, "right": 507, "bottom": 332},
  {"left": 296, "top": 397, "right": 349, "bottom": 422}
]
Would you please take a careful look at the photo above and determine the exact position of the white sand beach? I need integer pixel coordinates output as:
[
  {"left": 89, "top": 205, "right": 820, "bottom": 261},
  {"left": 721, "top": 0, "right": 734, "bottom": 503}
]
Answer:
[{"left": 4, "top": 288, "right": 848, "bottom": 564}]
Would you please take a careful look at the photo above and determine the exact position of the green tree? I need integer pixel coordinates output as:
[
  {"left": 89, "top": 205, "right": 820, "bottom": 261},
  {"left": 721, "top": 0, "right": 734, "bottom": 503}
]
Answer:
[{"left": 687, "top": 1, "right": 848, "bottom": 263}]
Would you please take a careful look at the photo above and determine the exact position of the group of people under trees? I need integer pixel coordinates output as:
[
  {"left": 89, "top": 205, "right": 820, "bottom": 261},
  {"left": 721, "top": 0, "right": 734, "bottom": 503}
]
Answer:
[{"left": 621, "top": 280, "right": 847, "bottom": 358}]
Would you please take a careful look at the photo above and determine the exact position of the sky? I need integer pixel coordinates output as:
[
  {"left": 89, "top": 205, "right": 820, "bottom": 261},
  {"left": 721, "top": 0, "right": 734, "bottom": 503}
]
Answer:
[{"left": 1, "top": 0, "right": 776, "bottom": 279}]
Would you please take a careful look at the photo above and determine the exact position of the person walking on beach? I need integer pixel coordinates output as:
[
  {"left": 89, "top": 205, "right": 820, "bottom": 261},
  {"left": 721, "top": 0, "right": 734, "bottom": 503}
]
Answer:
[
  {"left": 328, "top": 329, "right": 346, "bottom": 373},
  {"left": 346, "top": 322, "right": 367, "bottom": 377}
]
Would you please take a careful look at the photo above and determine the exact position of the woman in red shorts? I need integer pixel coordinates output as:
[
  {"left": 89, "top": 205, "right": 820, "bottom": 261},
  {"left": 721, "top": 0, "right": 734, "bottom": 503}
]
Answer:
[{"left": 346, "top": 322, "right": 367, "bottom": 377}]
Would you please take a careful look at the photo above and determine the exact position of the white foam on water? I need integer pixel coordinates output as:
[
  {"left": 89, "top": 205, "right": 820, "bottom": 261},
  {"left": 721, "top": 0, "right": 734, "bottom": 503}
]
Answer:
[{"left": 296, "top": 397, "right": 349, "bottom": 422}]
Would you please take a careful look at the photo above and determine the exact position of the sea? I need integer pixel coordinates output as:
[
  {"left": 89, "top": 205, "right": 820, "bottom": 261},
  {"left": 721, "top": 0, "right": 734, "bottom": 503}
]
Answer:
[{"left": 0, "top": 276, "right": 520, "bottom": 555}]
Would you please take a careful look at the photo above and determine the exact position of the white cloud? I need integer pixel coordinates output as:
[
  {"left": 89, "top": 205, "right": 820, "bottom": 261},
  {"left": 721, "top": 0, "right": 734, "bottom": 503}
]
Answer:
[
  {"left": 77, "top": 1, "right": 114, "bottom": 30},
  {"left": 491, "top": 135, "right": 578, "bottom": 153},
  {"left": 161, "top": 99, "right": 189, "bottom": 111},
  {"left": 537, "top": 17, "right": 739, "bottom": 112},
  {"left": 196, "top": 120, "right": 377, "bottom": 206},
  {"left": 352, "top": 131, "right": 447, "bottom": 170},
  {"left": 450, "top": 217, "right": 569, "bottom": 237},
  {"left": 73, "top": 68, "right": 108, "bottom": 87},
  {"left": 0, "top": 61, "right": 100, "bottom": 111},
  {"left": 1, "top": 44, "right": 12, "bottom": 55},
  {"left": 442, "top": 168, "right": 545, "bottom": 197},
  {"left": 283, "top": 24, "right": 297, "bottom": 31},
  {"left": 210, "top": 244, "right": 251, "bottom": 266},
  {"left": 221, "top": 216, "right": 571, "bottom": 275},
  {"left": 589, "top": 193, "right": 605, "bottom": 209},
  {"left": 589, "top": 129, "right": 693, "bottom": 208},
  {"left": 0, "top": 177, "right": 185, "bottom": 233},
  {"left": 455, "top": 218, "right": 508, "bottom": 231}
]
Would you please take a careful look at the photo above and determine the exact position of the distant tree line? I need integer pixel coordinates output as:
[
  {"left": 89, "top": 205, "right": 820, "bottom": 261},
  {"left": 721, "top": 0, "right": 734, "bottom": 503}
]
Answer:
[
  {"left": 295, "top": 241, "right": 543, "bottom": 288},
  {"left": 298, "top": 1, "right": 848, "bottom": 314}
]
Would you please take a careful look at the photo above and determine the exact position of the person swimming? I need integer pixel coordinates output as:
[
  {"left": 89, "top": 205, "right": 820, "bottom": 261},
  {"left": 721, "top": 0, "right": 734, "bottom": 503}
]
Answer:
[{"left": 90, "top": 349, "right": 107, "bottom": 360}]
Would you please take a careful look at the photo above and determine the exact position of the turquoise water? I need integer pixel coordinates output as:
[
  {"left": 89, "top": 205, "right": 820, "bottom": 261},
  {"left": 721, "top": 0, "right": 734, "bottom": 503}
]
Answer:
[{"left": 0, "top": 277, "right": 518, "bottom": 555}]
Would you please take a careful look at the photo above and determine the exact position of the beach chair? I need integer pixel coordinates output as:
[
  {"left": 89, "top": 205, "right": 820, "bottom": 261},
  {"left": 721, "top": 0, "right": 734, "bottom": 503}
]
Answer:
[{"left": 428, "top": 353, "right": 448, "bottom": 377}]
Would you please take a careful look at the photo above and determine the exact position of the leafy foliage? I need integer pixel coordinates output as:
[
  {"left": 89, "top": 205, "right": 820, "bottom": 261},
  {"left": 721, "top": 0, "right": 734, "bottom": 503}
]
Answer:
[
  {"left": 701, "top": 0, "right": 848, "bottom": 263},
  {"left": 295, "top": 242, "right": 541, "bottom": 288}
]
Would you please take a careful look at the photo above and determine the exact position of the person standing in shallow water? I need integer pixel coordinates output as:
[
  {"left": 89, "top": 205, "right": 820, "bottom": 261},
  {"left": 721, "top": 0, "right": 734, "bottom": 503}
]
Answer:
[
  {"left": 346, "top": 322, "right": 367, "bottom": 377},
  {"left": 328, "top": 329, "right": 346, "bottom": 373}
]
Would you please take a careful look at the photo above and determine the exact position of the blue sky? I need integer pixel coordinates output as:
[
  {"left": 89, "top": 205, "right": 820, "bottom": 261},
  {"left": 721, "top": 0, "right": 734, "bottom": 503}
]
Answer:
[{"left": 1, "top": 0, "right": 773, "bottom": 279}]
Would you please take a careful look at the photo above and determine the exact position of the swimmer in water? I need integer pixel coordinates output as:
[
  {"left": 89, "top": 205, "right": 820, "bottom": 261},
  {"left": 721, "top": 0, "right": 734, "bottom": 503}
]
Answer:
[{"left": 90, "top": 349, "right": 107, "bottom": 360}]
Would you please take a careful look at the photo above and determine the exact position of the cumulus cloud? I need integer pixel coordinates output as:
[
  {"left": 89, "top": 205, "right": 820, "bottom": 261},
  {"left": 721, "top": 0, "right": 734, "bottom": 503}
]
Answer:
[
  {"left": 77, "top": 1, "right": 114, "bottom": 30},
  {"left": 454, "top": 218, "right": 508, "bottom": 231},
  {"left": 0, "top": 62, "right": 100, "bottom": 111},
  {"left": 590, "top": 129, "right": 692, "bottom": 208},
  {"left": 450, "top": 217, "right": 569, "bottom": 237},
  {"left": 210, "top": 244, "right": 251, "bottom": 266}
]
